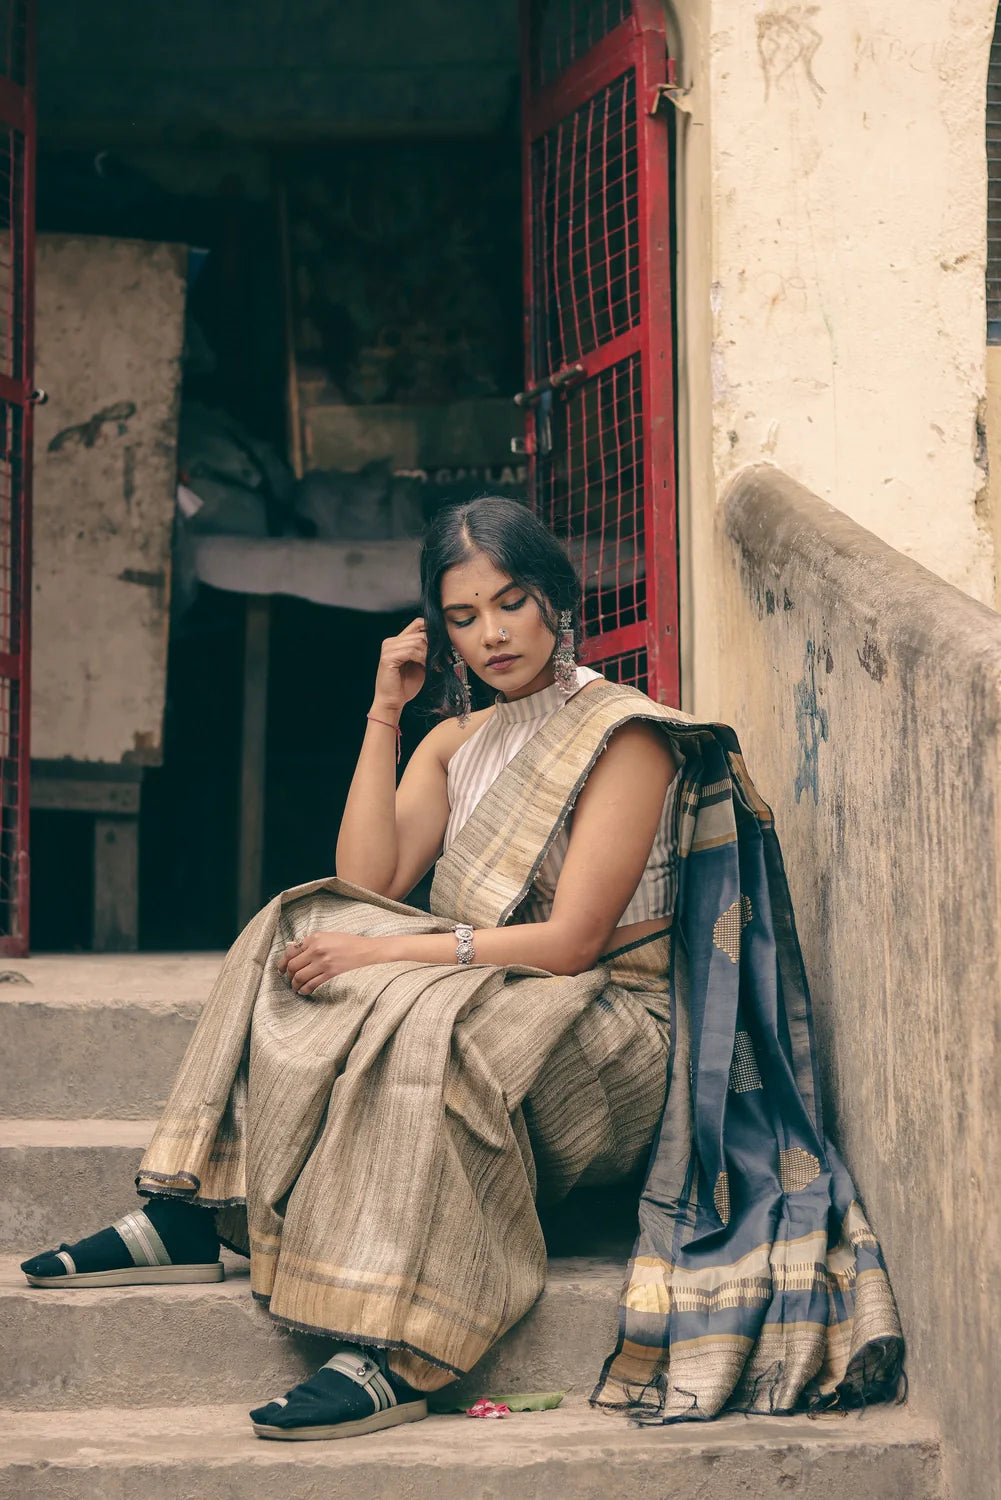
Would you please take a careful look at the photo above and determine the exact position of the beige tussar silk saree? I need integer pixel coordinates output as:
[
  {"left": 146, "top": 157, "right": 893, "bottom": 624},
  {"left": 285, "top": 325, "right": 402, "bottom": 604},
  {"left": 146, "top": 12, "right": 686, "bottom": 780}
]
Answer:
[{"left": 138, "top": 679, "right": 903, "bottom": 1417}]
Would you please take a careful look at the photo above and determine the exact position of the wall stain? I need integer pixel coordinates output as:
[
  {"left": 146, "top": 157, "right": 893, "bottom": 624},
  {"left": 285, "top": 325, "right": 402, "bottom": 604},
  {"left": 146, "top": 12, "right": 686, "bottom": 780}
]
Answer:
[
  {"left": 122, "top": 446, "right": 136, "bottom": 505},
  {"left": 783, "top": 589, "right": 794, "bottom": 610},
  {"left": 857, "top": 633, "right": 886, "bottom": 681},
  {"left": 118, "top": 568, "right": 165, "bottom": 589},
  {"left": 794, "top": 639, "right": 829, "bottom": 805},
  {"left": 48, "top": 401, "right": 137, "bottom": 453},
  {"left": 765, "top": 588, "right": 776, "bottom": 615}
]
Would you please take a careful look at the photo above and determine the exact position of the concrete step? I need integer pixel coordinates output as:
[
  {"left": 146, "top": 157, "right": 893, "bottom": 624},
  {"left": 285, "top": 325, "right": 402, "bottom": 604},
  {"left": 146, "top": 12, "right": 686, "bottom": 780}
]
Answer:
[
  {"left": 0, "top": 1119, "right": 153, "bottom": 1252},
  {"left": 0, "top": 954, "right": 219, "bottom": 1119},
  {"left": 0, "top": 1255, "right": 622, "bottom": 1411},
  {"left": 0, "top": 1118, "right": 639, "bottom": 1260},
  {"left": 0, "top": 1402, "right": 943, "bottom": 1500}
]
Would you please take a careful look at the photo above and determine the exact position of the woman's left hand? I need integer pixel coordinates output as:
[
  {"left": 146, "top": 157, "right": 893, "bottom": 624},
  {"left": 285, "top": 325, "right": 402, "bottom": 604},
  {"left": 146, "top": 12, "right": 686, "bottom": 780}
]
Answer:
[{"left": 279, "top": 932, "right": 385, "bottom": 995}]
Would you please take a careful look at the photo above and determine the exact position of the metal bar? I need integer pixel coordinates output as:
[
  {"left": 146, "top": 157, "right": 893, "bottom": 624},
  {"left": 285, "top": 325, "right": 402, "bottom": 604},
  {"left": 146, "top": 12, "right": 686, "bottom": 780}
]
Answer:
[
  {"left": 526, "top": 20, "right": 636, "bottom": 140},
  {"left": 558, "top": 324, "right": 641, "bottom": 382},
  {"left": 581, "top": 619, "right": 647, "bottom": 664},
  {"left": 520, "top": 0, "right": 540, "bottom": 501},
  {"left": 634, "top": 26, "right": 679, "bottom": 705},
  {"left": 514, "top": 361, "right": 587, "bottom": 407},
  {"left": 521, "top": 323, "right": 645, "bottom": 402},
  {"left": 0, "top": 371, "right": 24, "bottom": 405}
]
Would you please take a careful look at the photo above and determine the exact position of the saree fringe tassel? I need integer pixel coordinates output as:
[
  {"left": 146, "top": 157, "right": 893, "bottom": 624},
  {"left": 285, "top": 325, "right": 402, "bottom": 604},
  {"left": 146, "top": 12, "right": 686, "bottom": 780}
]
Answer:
[{"left": 137, "top": 681, "right": 903, "bottom": 1415}]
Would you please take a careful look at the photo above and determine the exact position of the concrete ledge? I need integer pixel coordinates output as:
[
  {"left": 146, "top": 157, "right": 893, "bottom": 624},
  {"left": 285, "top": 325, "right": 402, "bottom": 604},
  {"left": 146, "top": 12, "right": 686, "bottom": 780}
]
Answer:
[
  {"left": 0, "top": 1256, "right": 621, "bottom": 1410},
  {"left": 719, "top": 463, "right": 1001, "bottom": 1500},
  {"left": 0, "top": 1404, "right": 943, "bottom": 1500},
  {"left": 723, "top": 464, "right": 1001, "bottom": 680}
]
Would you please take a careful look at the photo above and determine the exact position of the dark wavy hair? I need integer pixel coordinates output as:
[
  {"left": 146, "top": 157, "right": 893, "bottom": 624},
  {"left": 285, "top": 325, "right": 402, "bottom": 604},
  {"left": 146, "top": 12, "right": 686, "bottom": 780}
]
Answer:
[{"left": 420, "top": 496, "right": 583, "bottom": 719}]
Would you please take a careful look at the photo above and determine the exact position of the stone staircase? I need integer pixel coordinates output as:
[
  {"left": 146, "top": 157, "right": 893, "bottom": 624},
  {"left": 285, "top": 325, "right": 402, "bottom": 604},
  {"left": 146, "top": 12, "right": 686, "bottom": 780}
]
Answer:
[{"left": 0, "top": 955, "right": 944, "bottom": 1498}]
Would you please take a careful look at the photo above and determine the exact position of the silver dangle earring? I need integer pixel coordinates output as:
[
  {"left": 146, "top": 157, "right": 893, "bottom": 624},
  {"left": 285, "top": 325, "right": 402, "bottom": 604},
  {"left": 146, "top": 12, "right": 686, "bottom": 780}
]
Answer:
[
  {"left": 553, "top": 610, "right": 577, "bottom": 698},
  {"left": 451, "top": 649, "right": 472, "bottom": 727}
]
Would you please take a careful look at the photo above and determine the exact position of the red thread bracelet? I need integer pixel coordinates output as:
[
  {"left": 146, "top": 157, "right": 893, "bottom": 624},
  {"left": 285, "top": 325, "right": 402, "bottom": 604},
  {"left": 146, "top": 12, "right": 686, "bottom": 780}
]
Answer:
[{"left": 366, "top": 714, "right": 402, "bottom": 763}]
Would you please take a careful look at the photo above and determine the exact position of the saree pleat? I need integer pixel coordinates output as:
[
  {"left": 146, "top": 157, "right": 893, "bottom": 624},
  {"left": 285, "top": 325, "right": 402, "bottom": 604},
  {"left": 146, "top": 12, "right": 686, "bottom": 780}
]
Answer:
[
  {"left": 137, "top": 877, "right": 668, "bottom": 1390},
  {"left": 137, "top": 678, "right": 903, "bottom": 1415}
]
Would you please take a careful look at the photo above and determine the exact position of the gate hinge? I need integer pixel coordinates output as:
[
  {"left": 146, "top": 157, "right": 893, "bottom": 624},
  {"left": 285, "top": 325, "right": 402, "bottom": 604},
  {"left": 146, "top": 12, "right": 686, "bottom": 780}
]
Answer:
[{"left": 648, "top": 58, "right": 692, "bottom": 116}]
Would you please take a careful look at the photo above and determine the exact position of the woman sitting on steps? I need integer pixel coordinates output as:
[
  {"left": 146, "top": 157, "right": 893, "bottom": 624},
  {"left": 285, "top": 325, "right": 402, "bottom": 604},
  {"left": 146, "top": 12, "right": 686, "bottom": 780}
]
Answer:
[{"left": 21, "top": 497, "right": 904, "bottom": 1440}]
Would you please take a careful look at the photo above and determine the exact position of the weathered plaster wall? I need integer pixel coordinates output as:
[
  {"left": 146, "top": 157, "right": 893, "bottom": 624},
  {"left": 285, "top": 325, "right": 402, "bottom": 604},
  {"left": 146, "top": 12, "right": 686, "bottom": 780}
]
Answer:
[
  {"left": 32, "top": 235, "right": 186, "bottom": 764},
  {"left": 986, "top": 344, "right": 1001, "bottom": 608},
  {"left": 718, "top": 462, "right": 1001, "bottom": 1500},
  {"left": 709, "top": 0, "right": 996, "bottom": 600},
  {"left": 675, "top": 0, "right": 1000, "bottom": 712}
]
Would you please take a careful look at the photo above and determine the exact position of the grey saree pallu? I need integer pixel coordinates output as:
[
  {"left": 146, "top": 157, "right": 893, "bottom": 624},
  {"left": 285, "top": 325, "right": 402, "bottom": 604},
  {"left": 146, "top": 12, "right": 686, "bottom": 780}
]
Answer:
[{"left": 137, "top": 678, "right": 903, "bottom": 1416}]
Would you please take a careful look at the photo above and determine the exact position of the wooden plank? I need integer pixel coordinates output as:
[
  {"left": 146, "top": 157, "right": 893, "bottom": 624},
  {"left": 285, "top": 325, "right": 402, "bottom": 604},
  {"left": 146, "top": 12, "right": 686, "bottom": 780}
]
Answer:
[
  {"left": 31, "top": 778, "right": 140, "bottom": 814},
  {"left": 237, "top": 595, "right": 270, "bottom": 929},
  {"left": 32, "top": 235, "right": 185, "bottom": 765},
  {"left": 93, "top": 817, "right": 139, "bottom": 952}
]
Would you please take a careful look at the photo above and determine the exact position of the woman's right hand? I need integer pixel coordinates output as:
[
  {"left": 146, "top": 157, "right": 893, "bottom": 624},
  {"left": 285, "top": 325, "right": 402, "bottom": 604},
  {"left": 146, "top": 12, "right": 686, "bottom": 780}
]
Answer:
[{"left": 371, "top": 617, "right": 428, "bottom": 714}]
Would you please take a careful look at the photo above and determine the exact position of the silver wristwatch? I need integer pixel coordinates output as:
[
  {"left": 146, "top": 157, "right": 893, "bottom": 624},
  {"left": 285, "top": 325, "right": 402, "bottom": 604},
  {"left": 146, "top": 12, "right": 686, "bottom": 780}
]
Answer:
[{"left": 454, "top": 923, "right": 475, "bottom": 965}]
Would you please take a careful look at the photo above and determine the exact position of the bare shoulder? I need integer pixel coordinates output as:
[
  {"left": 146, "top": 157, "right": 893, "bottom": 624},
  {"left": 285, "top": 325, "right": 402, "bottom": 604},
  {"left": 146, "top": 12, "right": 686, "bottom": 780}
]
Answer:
[
  {"left": 419, "top": 706, "right": 496, "bottom": 770},
  {"left": 607, "top": 717, "right": 674, "bottom": 758},
  {"left": 585, "top": 718, "right": 675, "bottom": 786}
]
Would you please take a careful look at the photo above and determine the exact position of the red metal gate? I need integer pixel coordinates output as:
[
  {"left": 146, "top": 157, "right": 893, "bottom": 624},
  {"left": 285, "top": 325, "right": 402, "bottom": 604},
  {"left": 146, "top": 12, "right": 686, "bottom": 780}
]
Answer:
[
  {"left": 0, "top": 1, "right": 34, "bottom": 953},
  {"left": 520, "top": 0, "right": 678, "bottom": 703}
]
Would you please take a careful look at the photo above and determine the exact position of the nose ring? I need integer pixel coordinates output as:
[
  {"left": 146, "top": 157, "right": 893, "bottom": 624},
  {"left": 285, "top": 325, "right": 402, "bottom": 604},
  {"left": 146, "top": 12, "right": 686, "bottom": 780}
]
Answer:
[{"left": 498, "top": 628, "right": 509, "bottom": 643}]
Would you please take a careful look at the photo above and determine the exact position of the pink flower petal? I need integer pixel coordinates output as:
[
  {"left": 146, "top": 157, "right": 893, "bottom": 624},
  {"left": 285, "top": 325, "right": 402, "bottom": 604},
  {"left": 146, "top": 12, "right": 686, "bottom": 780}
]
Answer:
[{"left": 466, "top": 1398, "right": 511, "bottom": 1418}]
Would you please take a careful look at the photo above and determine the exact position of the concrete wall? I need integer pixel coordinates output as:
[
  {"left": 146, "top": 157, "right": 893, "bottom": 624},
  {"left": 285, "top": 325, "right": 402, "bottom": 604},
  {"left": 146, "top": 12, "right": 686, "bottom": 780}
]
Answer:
[
  {"left": 672, "top": 0, "right": 1000, "bottom": 713},
  {"left": 32, "top": 235, "right": 186, "bottom": 764},
  {"left": 717, "top": 461, "right": 1001, "bottom": 1500}
]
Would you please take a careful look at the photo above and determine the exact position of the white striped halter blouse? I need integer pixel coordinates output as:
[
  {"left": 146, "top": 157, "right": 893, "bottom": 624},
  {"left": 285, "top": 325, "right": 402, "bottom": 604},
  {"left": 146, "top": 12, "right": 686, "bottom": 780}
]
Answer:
[{"left": 443, "top": 666, "right": 680, "bottom": 927}]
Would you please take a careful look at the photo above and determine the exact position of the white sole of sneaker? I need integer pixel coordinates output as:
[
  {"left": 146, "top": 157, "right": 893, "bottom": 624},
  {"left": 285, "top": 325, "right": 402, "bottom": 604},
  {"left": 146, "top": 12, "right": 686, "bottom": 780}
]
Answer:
[
  {"left": 253, "top": 1398, "right": 429, "bottom": 1441},
  {"left": 24, "top": 1262, "right": 225, "bottom": 1288}
]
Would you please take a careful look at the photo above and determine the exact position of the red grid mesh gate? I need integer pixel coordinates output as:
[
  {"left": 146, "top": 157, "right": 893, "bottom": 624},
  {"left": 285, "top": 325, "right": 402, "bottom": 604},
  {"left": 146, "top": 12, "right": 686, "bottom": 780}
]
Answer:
[
  {"left": 0, "top": 0, "right": 34, "bottom": 953},
  {"left": 521, "top": 0, "right": 678, "bottom": 702}
]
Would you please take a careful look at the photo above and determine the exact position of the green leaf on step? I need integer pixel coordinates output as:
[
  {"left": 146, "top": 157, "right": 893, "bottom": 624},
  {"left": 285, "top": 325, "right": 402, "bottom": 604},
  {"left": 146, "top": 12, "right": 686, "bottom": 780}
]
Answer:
[
  {"left": 486, "top": 1392, "right": 566, "bottom": 1411},
  {"left": 427, "top": 1390, "right": 566, "bottom": 1414}
]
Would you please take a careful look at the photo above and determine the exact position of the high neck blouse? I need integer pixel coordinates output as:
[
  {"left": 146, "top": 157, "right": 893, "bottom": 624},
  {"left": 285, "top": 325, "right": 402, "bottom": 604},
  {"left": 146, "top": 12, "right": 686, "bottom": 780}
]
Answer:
[{"left": 443, "top": 666, "right": 679, "bottom": 928}]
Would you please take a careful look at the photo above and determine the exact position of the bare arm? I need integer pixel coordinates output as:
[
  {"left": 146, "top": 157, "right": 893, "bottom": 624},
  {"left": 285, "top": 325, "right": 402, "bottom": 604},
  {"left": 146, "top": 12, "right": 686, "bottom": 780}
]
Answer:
[
  {"left": 335, "top": 616, "right": 481, "bottom": 900},
  {"left": 295, "top": 719, "right": 675, "bottom": 986}
]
